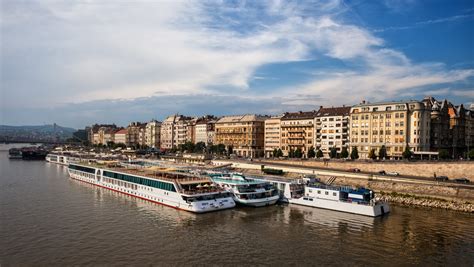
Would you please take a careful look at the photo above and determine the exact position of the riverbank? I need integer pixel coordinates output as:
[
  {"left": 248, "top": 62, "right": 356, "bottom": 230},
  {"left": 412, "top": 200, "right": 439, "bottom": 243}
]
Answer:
[
  {"left": 378, "top": 192, "right": 474, "bottom": 213},
  {"left": 235, "top": 168, "right": 474, "bottom": 213}
]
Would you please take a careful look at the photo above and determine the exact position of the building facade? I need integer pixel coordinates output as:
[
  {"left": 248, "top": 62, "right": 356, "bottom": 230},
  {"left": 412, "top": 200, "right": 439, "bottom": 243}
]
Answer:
[
  {"left": 315, "top": 106, "right": 351, "bottom": 157},
  {"left": 349, "top": 100, "right": 431, "bottom": 159},
  {"left": 114, "top": 129, "right": 128, "bottom": 145},
  {"left": 145, "top": 120, "right": 161, "bottom": 148},
  {"left": 127, "top": 122, "right": 147, "bottom": 147},
  {"left": 160, "top": 114, "right": 192, "bottom": 150},
  {"left": 264, "top": 116, "right": 282, "bottom": 157},
  {"left": 280, "top": 111, "right": 317, "bottom": 157},
  {"left": 215, "top": 114, "right": 267, "bottom": 158}
]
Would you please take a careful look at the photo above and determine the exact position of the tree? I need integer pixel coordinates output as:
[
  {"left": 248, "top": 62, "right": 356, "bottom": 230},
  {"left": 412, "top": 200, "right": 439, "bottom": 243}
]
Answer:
[
  {"left": 350, "top": 147, "right": 359, "bottom": 160},
  {"left": 402, "top": 147, "right": 412, "bottom": 159},
  {"left": 329, "top": 147, "right": 337, "bottom": 158},
  {"left": 316, "top": 149, "right": 323, "bottom": 158},
  {"left": 276, "top": 148, "right": 284, "bottom": 158},
  {"left": 368, "top": 149, "right": 377, "bottom": 160},
  {"left": 438, "top": 149, "right": 450, "bottom": 160},
  {"left": 340, "top": 147, "right": 349, "bottom": 159},
  {"left": 379, "top": 145, "right": 387, "bottom": 160},
  {"left": 272, "top": 148, "right": 278, "bottom": 158},
  {"left": 194, "top": 142, "right": 206, "bottom": 153},
  {"left": 294, "top": 148, "right": 303, "bottom": 158},
  {"left": 227, "top": 145, "right": 234, "bottom": 155},
  {"left": 217, "top": 144, "right": 226, "bottom": 155},
  {"left": 307, "top": 146, "right": 316, "bottom": 158},
  {"left": 468, "top": 149, "right": 474, "bottom": 160},
  {"left": 288, "top": 148, "right": 295, "bottom": 158}
]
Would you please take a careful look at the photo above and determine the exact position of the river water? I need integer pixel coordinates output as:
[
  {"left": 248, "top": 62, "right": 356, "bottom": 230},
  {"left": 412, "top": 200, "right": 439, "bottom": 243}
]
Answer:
[{"left": 0, "top": 151, "right": 473, "bottom": 266}]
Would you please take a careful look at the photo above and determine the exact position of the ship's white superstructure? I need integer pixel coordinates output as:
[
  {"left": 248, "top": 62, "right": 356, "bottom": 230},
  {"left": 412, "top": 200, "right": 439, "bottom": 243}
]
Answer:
[
  {"left": 67, "top": 162, "right": 235, "bottom": 213},
  {"left": 209, "top": 173, "right": 280, "bottom": 207},
  {"left": 264, "top": 177, "right": 390, "bottom": 217}
]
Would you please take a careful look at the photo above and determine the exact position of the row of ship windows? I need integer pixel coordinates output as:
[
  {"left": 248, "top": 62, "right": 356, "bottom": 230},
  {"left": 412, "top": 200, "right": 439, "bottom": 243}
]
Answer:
[
  {"left": 308, "top": 189, "right": 337, "bottom": 196},
  {"left": 103, "top": 171, "right": 177, "bottom": 192}
]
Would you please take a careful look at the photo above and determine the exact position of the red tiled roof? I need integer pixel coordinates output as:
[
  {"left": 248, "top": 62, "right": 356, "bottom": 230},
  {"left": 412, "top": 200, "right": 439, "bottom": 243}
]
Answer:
[{"left": 115, "top": 129, "right": 128, "bottom": 134}]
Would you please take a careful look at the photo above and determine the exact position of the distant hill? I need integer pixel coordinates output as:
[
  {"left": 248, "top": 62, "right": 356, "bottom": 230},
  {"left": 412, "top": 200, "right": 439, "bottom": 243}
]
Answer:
[{"left": 0, "top": 124, "right": 77, "bottom": 142}]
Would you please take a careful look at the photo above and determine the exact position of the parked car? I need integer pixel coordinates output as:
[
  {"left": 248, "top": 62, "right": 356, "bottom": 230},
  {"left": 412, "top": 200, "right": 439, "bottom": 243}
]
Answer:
[
  {"left": 378, "top": 170, "right": 386, "bottom": 175},
  {"left": 348, "top": 168, "right": 361, "bottom": 173},
  {"left": 454, "top": 178, "right": 470, "bottom": 184},
  {"left": 386, "top": 171, "right": 400, "bottom": 176},
  {"left": 434, "top": 176, "right": 449, "bottom": 182}
]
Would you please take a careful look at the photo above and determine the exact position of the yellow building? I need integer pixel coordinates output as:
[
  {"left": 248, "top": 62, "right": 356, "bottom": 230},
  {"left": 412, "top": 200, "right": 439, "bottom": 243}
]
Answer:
[
  {"left": 280, "top": 111, "right": 317, "bottom": 157},
  {"left": 349, "top": 100, "right": 431, "bottom": 159},
  {"left": 215, "top": 114, "right": 267, "bottom": 158}
]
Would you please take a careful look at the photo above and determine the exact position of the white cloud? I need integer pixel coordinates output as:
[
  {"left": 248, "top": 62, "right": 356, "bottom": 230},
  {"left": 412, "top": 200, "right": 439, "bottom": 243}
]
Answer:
[
  {"left": 1, "top": 0, "right": 473, "bottom": 118},
  {"left": 452, "top": 90, "right": 474, "bottom": 98}
]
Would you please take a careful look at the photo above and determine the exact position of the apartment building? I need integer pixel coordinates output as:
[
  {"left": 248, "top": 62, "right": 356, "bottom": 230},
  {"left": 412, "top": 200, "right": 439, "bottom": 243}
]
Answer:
[
  {"left": 423, "top": 97, "right": 471, "bottom": 157},
  {"left": 466, "top": 109, "right": 474, "bottom": 151},
  {"left": 264, "top": 116, "right": 282, "bottom": 157},
  {"left": 160, "top": 114, "right": 192, "bottom": 150},
  {"left": 127, "top": 122, "right": 147, "bottom": 147},
  {"left": 215, "top": 114, "right": 267, "bottom": 158},
  {"left": 114, "top": 129, "right": 128, "bottom": 145},
  {"left": 349, "top": 100, "right": 431, "bottom": 159},
  {"left": 89, "top": 124, "right": 117, "bottom": 145},
  {"left": 315, "top": 106, "right": 351, "bottom": 156},
  {"left": 280, "top": 111, "right": 317, "bottom": 157},
  {"left": 195, "top": 117, "right": 217, "bottom": 145},
  {"left": 145, "top": 120, "right": 161, "bottom": 148}
]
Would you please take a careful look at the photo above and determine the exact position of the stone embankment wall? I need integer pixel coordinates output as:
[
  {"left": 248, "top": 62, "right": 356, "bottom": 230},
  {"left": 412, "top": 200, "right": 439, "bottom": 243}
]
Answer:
[{"left": 267, "top": 160, "right": 474, "bottom": 180}]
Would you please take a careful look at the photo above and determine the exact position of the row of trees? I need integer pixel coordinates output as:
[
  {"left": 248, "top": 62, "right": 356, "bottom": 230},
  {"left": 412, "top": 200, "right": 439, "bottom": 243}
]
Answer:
[
  {"left": 173, "top": 141, "right": 231, "bottom": 155},
  {"left": 271, "top": 146, "right": 360, "bottom": 159}
]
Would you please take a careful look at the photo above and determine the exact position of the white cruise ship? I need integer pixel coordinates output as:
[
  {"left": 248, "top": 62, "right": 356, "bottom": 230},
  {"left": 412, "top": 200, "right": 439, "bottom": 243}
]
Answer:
[
  {"left": 46, "top": 153, "right": 76, "bottom": 165},
  {"left": 209, "top": 173, "right": 280, "bottom": 207},
  {"left": 67, "top": 162, "right": 236, "bottom": 213},
  {"left": 264, "top": 177, "right": 390, "bottom": 217}
]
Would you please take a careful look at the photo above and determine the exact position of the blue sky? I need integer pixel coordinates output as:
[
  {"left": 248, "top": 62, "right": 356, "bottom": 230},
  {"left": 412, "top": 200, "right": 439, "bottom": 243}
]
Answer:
[{"left": 1, "top": 0, "right": 473, "bottom": 128}]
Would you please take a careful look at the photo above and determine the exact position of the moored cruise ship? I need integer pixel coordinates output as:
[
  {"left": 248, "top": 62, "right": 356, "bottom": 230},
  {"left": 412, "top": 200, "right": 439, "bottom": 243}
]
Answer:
[
  {"left": 46, "top": 153, "right": 75, "bottom": 165},
  {"left": 68, "top": 162, "right": 236, "bottom": 213},
  {"left": 264, "top": 177, "right": 390, "bottom": 217},
  {"left": 209, "top": 173, "right": 280, "bottom": 207}
]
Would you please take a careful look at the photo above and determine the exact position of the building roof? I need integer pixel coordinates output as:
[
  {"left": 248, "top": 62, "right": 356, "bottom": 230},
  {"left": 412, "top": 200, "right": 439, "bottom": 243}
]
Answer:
[
  {"left": 115, "top": 129, "right": 128, "bottom": 135},
  {"left": 281, "top": 110, "right": 318, "bottom": 120},
  {"left": 316, "top": 106, "right": 351, "bottom": 117},
  {"left": 352, "top": 100, "right": 421, "bottom": 107},
  {"left": 216, "top": 114, "right": 268, "bottom": 123}
]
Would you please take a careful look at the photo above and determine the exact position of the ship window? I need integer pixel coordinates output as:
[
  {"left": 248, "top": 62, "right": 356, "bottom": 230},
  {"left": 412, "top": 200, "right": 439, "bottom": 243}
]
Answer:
[
  {"left": 333, "top": 192, "right": 337, "bottom": 196},
  {"left": 317, "top": 190, "right": 321, "bottom": 194},
  {"left": 325, "top": 192, "right": 329, "bottom": 195}
]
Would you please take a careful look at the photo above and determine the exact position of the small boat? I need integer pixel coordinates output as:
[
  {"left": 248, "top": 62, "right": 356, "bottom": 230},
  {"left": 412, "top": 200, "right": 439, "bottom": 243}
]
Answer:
[{"left": 209, "top": 172, "right": 280, "bottom": 207}]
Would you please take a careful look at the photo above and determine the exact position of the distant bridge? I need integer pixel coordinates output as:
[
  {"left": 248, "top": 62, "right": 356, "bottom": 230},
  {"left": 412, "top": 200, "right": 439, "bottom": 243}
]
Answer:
[{"left": 0, "top": 138, "right": 81, "bottom": 145}]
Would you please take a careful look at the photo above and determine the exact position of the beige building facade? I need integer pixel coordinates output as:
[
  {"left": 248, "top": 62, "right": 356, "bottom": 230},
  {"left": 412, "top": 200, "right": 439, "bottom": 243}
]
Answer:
[
  {"left": 264, "top": 116, "right": 282, "bottom": 157},
  {"left": 349, "top": 101, "right": 431, "bottom": 159},
  {"left": 145, "top": 120, "right": 161, "bottom": 148},
  {"left": 215, "top": 114, "right": 267, "bottom": 158},
  {"left": 315, "top": 106, "right": 351, "bottom": 157},
  {"left": 280, "top": 111, "right": 317, "bottom": 157}
]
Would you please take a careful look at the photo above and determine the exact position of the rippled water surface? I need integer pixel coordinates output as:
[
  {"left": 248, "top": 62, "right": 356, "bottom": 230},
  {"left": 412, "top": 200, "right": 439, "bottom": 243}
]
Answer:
[{"left": 0, "top": 151, "right": 473, "bottom": 266}]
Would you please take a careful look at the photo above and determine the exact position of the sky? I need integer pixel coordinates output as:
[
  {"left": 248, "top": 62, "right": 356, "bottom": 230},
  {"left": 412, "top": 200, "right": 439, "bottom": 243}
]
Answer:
[{"left": 1, "top": 0, "right": 473, "bottom": 129}]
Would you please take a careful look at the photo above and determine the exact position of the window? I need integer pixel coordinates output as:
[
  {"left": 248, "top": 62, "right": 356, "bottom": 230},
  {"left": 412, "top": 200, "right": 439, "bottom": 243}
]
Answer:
[
  {"left": 333, "top": 192, "right": 337, "bottom": 196},
  {"left": 325, "top": 191, "right": 329, "bottom": 195}
]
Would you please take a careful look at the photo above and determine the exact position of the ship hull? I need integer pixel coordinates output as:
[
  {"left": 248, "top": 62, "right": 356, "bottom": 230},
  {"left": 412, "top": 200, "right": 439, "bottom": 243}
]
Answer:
[{"left": 289, "top": 197, "right": 390, "bottom": 217}]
